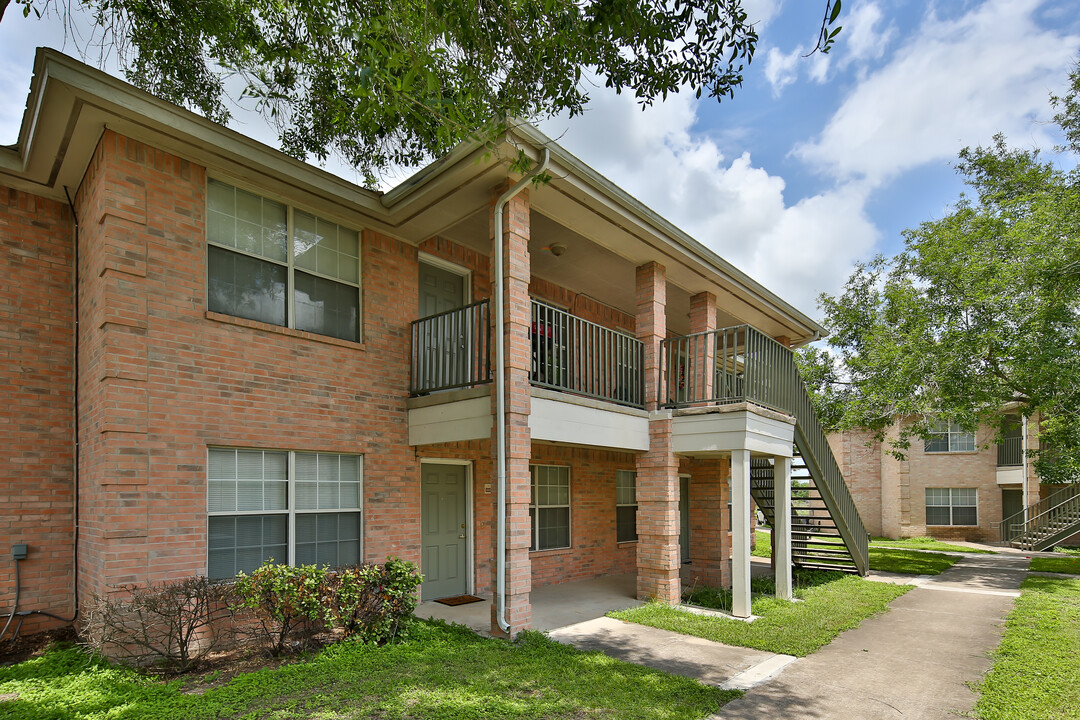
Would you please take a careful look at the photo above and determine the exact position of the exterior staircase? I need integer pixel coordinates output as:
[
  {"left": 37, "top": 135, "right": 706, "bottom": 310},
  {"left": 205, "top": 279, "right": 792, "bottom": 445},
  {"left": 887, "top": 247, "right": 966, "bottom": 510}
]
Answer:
[
  {"left": 660, "top": 325, "right": 870, "bottom": 576},
  {"left": 751, "top": 450, "right": 863, "bottom": 573},
  {"left": 1001, "top": 484, "right": 1080, "bottom": 551},
  {"left": 745, "top": 337, "right": 869, "bottom": 575}
]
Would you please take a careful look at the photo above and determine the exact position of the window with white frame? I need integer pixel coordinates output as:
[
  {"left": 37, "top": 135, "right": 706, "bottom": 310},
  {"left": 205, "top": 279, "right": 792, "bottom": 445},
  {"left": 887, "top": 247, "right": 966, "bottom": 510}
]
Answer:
[
  {"left": 925, "top": 487, "right": 977, "bottom": 526},
  {"left": 530, "top": 465, "right": 570, "bottom": 551},
  {"left": 924, "top": 420, "right": 976, "bottom": 453},
  {"left": 207, "top": 448, "right": 363, "bottom": 579},
  {"left": 206, "top": 179, "right": 361, "bottom": 342},
  {"left": 616, "top": 470, "right": 637, "bottom": 543}
]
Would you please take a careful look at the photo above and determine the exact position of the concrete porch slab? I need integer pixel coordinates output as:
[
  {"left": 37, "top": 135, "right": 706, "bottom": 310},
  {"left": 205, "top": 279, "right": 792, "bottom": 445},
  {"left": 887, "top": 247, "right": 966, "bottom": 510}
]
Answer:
[{"left": 416, "top": 572, "right": 643, "bottom": 635}]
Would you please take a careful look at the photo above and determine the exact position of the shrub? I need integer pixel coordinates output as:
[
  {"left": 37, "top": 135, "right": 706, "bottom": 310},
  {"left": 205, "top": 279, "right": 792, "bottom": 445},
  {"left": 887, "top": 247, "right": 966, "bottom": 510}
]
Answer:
[
  {"left": 323, "top": 558, "right": 422, "bottom": 644},
  {"left": 79, "top": 576, "right": 235, "bottom": 673},
  {"left": 233, "top": 562, "right": 327, "bottom": 657}
]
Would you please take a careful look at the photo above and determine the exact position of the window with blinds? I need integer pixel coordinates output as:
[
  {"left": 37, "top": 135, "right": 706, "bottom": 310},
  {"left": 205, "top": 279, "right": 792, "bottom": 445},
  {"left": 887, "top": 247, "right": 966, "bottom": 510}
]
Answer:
[
  {"left": 207, "top": 447, "right": 363, "bottom": 579},
  {"left": 616, "top": 470, "right": 638, "bottom": 543},
  {"left": 530, "top": 465, "right": 571, "bottom": 551},
  {"left": 207, "top": 179, "right": 362, "bottom": 342}
]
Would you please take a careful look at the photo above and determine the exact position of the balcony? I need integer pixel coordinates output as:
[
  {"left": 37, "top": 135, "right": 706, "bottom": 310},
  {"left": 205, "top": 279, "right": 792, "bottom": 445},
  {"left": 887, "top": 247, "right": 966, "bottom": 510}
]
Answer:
[
  {"left": 530, "top": 301, "right": 645, "bottom": 409},
  {"left": 997, "top": 436, "right": 1023, "bottom": 467},
  {"left": 660, "top": 325, "right": 796, "bottom": 414}
]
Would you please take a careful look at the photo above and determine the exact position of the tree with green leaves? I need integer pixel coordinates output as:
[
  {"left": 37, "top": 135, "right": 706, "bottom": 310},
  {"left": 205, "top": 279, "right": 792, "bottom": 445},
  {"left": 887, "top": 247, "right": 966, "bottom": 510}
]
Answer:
[
  {"left": 1, "top": 0, "right": 842, "bottom": 184},
  {"left": 817, "top": 64, "right": 1080, "bottom": 483}
]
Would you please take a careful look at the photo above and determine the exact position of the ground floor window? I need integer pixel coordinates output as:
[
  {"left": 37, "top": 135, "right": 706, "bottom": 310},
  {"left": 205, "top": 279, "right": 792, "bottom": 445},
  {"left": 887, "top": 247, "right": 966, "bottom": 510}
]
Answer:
[
  {"left": 616, "top": 470, "right": 637, "bottom": 542},
  {"left": 207, "top": 448, "right": 363, "bottom": 579},
  {"left": 530, "top": 465, "right": 570, "bottom": 551},
  {"left": 925, "top": 487, "right": 977, "bottom": 526}
]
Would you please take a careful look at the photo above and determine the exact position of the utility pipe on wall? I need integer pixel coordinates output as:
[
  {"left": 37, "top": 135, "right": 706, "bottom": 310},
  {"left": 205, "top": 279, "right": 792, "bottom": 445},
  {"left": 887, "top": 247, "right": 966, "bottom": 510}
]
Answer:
[{"left": 495, "top": 148, "right": 549, "bottom": 635}]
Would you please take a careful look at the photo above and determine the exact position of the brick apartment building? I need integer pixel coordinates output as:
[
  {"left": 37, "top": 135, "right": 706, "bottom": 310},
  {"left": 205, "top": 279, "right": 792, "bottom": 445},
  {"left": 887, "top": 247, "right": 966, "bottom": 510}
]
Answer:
[
  {"left": 828, "top": 416, "right": 1041, "bottom": 542},
  {"left": 2, "top": 49, "right": 864, "bottom": 638}
]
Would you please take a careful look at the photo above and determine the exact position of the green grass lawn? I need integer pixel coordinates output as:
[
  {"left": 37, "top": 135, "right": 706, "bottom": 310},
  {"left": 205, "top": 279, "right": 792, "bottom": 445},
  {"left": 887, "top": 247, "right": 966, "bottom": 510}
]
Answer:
[
  {"left": 0, "top": 621, "right": 737, "bottom": 720},
  {"left": 611, "top": 571, "right": 910, "bottom": 657},
  {"left": 870, "top": 536, "right": 995, "bottom": 554},
  {"left": 754, "top": 529, "right": 962, "bottom": 575},
  {"left": 867, "top": 547, "right": 961, "bottom": 575},
  {"left": 1028, "top": 555, "right": 1080, "bottom": 574},
  {"left": 972, "top": 575, "right": 1080, "bottom": 719},
  {"left": 1052, "top": 545, "right": 1080, "bottom": 557}
]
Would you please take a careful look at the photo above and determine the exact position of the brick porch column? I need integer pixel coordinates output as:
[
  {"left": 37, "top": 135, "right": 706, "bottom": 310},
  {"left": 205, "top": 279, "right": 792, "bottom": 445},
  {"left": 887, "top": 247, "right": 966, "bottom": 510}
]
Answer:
[
  {"left": 685, "top": 458, "right": 731, "bottom": 590},
  {"left": 689, "top": 291, "right": 717, "bottom": 401},
  {"left": 490, "top": 182, "right": 532, "bottom": 636},
  {"left": 635, "top": 262, "right": 680, "bottom": 603}
]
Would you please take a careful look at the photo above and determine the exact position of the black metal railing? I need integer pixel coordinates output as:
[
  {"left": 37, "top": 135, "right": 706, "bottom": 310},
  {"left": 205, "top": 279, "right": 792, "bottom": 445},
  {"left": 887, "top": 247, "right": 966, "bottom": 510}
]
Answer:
[
  {"left": 659, "top": 325, "right": 796, "bottom": 413},
  {"left": 530, "top": 301, "right": 645, "bottom": 408},
  {"left": 410, "top": 300, "right": 491, "bottom": 395},
  {"left": 660, "top": 324, "right": 868, "bottom": 575},
  {"left": 997, "top": 436, "right": 1023, "bottom": 467}
]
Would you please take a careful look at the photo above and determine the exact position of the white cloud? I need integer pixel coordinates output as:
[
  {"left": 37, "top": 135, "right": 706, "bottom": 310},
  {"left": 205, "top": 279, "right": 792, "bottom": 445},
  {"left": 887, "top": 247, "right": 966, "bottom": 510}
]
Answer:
[
  {"left": 795, "top": 0, "right": 1080, "bottom": 184},
  {"left": 541, "top": 87, "right": 880, "bottom": 317},
  {"left": 764, "top": 46, "right": 802, "bottom": 95},
  {"left": 840, "top": 2, "right": 896, "bottom": 66}
]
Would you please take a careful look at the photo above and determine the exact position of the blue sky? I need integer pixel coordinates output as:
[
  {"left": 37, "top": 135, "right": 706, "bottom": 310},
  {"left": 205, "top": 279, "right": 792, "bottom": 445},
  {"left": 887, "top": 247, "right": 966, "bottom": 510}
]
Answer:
[{"left": 2, "top": 0, "right": 1079, "bottom": 320}]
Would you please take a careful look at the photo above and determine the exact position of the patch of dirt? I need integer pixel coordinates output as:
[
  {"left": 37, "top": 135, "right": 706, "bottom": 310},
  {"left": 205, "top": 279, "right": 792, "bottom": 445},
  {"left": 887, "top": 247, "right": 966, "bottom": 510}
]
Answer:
[{"left": 0, "top": 625, "right": 78, "bottom": 666}]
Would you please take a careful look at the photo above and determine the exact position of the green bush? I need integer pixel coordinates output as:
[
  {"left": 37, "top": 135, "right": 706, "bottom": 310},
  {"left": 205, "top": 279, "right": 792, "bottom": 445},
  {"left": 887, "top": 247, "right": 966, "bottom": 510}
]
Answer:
[
  {"left": 323, "top": 558, "right": 422, "bottom": 644},
  {"left": 233, "top": 561, "right": 328, "bottom": 656}
]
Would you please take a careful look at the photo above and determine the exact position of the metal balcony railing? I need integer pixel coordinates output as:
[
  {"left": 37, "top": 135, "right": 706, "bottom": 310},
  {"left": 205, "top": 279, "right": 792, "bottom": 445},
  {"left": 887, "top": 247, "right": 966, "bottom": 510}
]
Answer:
[
  {"left": 997, "top": 436, "right": 1023, "bottom": 467},
  {"left": 659, "top": 325, "right": 796, "bottom": 413},
  {"left": 410, "top": 300, "right": 491, "bottom": 395},
  {"left": 530, "top": 301, "right": 645, "bottom": 408},
  {"left": 660, "top": 324, "right": 869, "bottom": 575}
]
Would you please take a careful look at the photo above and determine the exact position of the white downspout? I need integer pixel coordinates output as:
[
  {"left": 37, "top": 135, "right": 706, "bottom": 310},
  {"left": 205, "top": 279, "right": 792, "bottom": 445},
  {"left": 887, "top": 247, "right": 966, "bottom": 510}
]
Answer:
[
  {"left": 495, "top": 148, "right": 550, "bottom": 634},
  {"left": 1022, "top": 414, "right": 1029, "bottom": 524}
]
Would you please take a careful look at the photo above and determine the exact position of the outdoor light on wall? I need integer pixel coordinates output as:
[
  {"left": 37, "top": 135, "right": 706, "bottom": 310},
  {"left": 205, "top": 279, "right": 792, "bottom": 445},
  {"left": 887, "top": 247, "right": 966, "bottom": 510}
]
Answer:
[{"left": 547, "top": 242, "right": 567, "bottom": 257}]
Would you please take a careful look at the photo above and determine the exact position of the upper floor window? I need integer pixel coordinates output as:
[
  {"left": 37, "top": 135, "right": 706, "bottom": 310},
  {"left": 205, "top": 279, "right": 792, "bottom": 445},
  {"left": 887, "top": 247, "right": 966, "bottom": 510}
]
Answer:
[
  {"left": 924, "top": 420, "right": 975, "bottom": 453},
  {"left": 207, "top": 179, "right": 361, "bottom": 342}
]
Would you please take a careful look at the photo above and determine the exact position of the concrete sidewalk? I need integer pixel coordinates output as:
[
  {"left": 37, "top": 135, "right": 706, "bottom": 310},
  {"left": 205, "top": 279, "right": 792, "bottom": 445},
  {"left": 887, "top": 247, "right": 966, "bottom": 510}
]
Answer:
[{"left": 549, "top": 553, "right": 1030, "bottom": 719}]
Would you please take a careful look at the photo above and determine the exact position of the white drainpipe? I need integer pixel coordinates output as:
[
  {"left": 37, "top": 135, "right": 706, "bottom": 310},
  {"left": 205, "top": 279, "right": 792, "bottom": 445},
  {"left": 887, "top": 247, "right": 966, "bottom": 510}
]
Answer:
[
  {"left": 495, "top": 148, "right": 550, "bottom": 634},
  {"left": 1022, "top": 414, "right": 1029, "bottom": 524}
]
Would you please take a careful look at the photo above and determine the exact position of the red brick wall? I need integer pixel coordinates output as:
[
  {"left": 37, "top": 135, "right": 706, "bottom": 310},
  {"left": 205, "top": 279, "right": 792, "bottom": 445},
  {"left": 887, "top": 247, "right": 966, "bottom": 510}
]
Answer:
[
  {"left": 0, "top": 186, "right": 76, "bottom": 633},
  {"left": 528, "top": 444, "right": 638, "bottom": 587},
  {"left": 72, "top": 131, "right": 434, "bottom": 605},
  {"left": 530, "top": 276, "right": 635, "bottom": 333}
]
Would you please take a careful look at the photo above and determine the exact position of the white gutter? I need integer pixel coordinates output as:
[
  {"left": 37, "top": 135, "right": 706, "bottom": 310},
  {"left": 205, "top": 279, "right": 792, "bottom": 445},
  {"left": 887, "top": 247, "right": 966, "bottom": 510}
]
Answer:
[
  {"left": 1022, "top": 414, "right": 1029, "bottom": 523},
  {"left": 495, "top": 148, "right": 549, "bottom": 634}
]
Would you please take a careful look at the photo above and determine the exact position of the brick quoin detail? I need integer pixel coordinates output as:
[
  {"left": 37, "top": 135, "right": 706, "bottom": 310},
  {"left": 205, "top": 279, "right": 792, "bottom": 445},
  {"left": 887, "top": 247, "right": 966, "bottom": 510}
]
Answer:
[
  {"left": 0, "top": 185, "right": 76, "bottom": 633},
  {"left": 634, "top": 261, "right": 680, "bottom": 603}
]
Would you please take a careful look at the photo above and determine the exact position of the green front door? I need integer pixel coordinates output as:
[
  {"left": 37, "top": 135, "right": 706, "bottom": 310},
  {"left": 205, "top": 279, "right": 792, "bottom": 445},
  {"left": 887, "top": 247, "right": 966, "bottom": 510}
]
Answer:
[
  {"left": 421, "top": 463, "right": 469, "bottom": 600},
  {"left": 1002, "top": 488, "right": 1024, "bottom": 524}
]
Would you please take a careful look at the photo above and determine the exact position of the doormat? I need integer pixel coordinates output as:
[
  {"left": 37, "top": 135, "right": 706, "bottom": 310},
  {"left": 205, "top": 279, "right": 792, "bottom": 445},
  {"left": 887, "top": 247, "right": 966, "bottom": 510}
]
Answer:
[{"left": 434, "top": 595, "right": 485, "bottom": 606}]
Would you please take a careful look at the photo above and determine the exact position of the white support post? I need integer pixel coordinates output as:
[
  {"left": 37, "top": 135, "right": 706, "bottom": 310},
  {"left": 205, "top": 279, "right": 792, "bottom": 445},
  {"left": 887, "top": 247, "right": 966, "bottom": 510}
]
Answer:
[
  {"left": 774, "top": 455, "right": 792, "bottom": 601},
  {"left": 731, "top": 449, "right": 752, "bottom": 618}
]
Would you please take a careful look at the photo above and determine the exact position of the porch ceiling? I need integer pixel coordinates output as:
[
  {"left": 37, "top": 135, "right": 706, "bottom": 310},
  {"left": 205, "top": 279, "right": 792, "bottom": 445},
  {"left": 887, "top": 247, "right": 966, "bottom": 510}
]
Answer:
[{"left": 440, "top": 208, "right": 745, "bottom": 337}]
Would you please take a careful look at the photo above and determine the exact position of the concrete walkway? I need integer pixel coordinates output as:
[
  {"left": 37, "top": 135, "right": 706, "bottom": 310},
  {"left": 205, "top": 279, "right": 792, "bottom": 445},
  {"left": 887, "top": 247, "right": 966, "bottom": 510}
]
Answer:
[{"left": 549, "top": 552, "right": 1031, "bottom": 719}]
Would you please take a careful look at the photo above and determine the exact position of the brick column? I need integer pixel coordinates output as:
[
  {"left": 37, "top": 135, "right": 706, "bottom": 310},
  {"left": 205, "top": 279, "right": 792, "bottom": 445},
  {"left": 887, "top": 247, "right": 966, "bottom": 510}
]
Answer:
[
  {"left": 635, "top": 262, "right": 680, "bottom": 603},
  {"left": 490, "top": 182, "right": 532, "bottom": 635},
  {"left": 689, "top": 291, "right": 717, "bottom": 401},
  {"left": 685, "top": 458, "right": 730, "bottom": 589}
]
